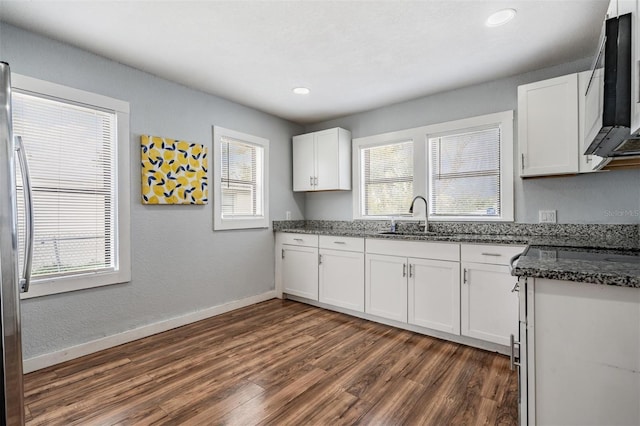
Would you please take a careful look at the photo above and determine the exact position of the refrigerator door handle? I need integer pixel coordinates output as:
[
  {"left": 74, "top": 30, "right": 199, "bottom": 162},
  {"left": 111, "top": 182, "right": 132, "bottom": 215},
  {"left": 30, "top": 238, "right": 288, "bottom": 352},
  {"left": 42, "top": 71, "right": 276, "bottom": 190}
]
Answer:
[{"left": 15, "top": 135, "right": 34, "bottom": 293}]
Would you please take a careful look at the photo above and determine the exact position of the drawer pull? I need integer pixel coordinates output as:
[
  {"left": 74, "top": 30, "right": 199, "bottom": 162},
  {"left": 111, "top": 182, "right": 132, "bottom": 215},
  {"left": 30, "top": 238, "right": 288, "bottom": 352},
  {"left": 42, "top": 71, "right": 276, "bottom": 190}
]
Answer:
[
  {"left": 294, "top": 238, "right": 304, "bottom": 242},
  {"left": 481, "top": 252, "right": 502, "bottom": 257},
  {"left": 333, "top": 241, "right": 347, "bottom": 244}
]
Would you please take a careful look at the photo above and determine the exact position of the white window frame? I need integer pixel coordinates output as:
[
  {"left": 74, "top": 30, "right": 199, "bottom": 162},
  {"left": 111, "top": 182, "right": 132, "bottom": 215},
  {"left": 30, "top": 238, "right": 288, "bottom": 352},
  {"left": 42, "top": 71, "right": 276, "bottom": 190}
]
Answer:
[
  {"left": 213, "top": 125, "right": 269, "bottom": 230},
  {"left": 426, "top": 111, "right": 514, "bottom": 222},
  {"left": 13, "top": 74, "right": 131, "bottom": 299},
  {"left": 352, "top": 111, "right": 514, "bottom": 222},
  {"left": 352, "top": 131, "right": 424, "bottom": 220}
]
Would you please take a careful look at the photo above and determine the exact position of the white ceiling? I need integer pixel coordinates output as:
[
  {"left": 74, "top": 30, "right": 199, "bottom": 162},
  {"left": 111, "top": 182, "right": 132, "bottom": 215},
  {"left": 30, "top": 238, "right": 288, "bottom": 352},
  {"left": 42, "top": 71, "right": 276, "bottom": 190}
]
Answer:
[{"left": 0, "top": 1, "right": 609, "bottom": 124}]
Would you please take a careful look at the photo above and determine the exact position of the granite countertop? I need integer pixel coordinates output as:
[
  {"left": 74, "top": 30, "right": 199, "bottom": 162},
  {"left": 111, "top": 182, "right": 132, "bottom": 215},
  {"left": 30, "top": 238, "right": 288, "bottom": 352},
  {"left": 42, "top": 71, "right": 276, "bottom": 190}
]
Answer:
[
  {"left": 277, "top": 227, "right": 532, "bottom": 245},
  {"left": 274, "top": 221, "right": 640, "bottom": 288},
  {"left": 513, "top": 246, "right": 640, "bottom": 288}
]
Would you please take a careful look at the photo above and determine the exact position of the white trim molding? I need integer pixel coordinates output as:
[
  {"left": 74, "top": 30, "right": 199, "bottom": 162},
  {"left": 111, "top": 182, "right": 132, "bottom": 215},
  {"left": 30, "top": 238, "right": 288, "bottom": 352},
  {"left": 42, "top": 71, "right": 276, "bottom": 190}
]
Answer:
[
  {"left": 23, "top": 291, "right": 277, "bottom": 373},
  {"left": 212, "top": 125, "right": 270, "bottom": 231},
  {"left": 352, "top": 110, "right": 514, "bottom": 222}
]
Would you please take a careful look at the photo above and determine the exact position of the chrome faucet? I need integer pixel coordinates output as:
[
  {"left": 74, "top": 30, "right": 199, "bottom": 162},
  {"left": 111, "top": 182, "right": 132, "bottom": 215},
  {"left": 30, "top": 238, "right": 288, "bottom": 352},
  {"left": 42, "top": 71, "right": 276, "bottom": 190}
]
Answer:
[{"left": 409, "top": 195, "right": 428, "bottom": 233}]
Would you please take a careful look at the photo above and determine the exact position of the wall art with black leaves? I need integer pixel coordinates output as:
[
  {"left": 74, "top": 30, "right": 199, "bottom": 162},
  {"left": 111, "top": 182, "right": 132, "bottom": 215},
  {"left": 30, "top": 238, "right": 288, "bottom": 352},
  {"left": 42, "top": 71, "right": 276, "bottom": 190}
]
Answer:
[{"left": 141, "top": 135, "right": 208, "bottom": 205}]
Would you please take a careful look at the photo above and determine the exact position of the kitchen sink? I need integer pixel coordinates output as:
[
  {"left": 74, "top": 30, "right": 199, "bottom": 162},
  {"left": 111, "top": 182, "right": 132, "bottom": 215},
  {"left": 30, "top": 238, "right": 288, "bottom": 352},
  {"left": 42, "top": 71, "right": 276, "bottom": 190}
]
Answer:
[{"left": 378, "top": 231, "right": 451, "bottom": 236}]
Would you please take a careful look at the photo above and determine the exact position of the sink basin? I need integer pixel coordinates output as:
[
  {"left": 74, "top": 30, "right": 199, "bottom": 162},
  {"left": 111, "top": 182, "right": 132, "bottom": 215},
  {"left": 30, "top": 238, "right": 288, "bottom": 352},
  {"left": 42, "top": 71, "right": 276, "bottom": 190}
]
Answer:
[{"left": 378, "top": 231, "right": 450, "bottom": 236}]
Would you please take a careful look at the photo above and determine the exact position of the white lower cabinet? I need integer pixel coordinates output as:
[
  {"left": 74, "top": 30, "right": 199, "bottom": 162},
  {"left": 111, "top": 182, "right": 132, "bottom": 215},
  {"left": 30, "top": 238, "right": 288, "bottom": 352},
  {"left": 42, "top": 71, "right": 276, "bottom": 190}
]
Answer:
[
  {"left": 365, "top": 240, "right": 461, "bottom": 327},
  {"left": 461, "top": 262, "right": 519, "bottom": 346},
  {"left": 282, "top": 245, "right": 318, "bottom": 300},
  {"left": 279, "top": 236, "right": 319, "bottom": 300},
  {"left": 276, "top": 233, "right": 525, "bottom": 351},
  {"left": 408, "top": 258, "right": 461, "bottom": 335},
  {"left": 319, "top": 248, "right": 364, "bottom": 312},
  {"left": 365, "top": 254, "right": 408, "bottom": 322}
]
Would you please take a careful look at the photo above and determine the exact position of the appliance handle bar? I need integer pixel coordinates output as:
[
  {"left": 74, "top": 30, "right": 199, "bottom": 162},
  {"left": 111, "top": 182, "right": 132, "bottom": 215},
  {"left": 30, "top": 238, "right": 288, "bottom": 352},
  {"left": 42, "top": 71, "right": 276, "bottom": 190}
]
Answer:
[
  {"left": 510, "top": 333, "right": 521, "bottom": 371},
  {"left": 16, "top": 136, "right": 33, "bottom": 293}
]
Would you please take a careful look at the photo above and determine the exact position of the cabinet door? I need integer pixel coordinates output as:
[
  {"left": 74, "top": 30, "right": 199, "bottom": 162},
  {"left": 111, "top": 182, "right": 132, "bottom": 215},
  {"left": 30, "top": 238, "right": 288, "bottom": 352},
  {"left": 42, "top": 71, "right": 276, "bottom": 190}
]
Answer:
[
  {"left": 314, "top": 128, "right": 339, "bottom": 190},
  {"left": 282, "top": 245, "right": 318, "bottom": 300},
  {"left": 578, "top": 70, "right": 604, "bottom": 173},
  {"left": 292, "top": 133, "right": 316, "bottom": 191},
  {"left": 365, "top": 254, "right": 408, "bottom": 322},
  {"left": 319, "top": 249, "right": 364, "bottom": 312},
  {"left": 461, "top": 262, "right": 518, "bottom": 346},
  {"left": 518, "top": 74, "right": 579, "bottom": 177},
  {"left": 408, "top": 258, "right": 460, "bottom": 335}
]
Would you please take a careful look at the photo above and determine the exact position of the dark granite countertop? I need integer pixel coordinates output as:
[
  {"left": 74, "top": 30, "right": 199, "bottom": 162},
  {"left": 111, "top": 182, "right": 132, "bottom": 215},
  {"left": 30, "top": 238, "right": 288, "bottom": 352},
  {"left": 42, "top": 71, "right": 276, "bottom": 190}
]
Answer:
[
  {"left": 513, "top": 246, "right": 640, "bottom": 288},
  {"left": 277, "top": 227, "right": 531, "bottom": 245},
  {"left": 274, "top": 221, "right": 640, "bottom": 288}
]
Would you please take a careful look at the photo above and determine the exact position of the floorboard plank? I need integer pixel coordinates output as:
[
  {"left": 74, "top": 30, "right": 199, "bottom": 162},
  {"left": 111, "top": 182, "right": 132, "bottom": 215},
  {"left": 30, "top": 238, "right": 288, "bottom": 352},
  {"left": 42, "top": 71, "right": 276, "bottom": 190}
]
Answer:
[{"left": 24, "top": 299, "right": 518, "bottom": 425}]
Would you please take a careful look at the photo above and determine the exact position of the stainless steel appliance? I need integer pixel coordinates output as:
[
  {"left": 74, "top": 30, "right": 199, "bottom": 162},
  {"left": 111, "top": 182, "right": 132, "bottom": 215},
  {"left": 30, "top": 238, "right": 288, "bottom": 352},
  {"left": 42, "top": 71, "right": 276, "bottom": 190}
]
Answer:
[
  {"left": 1, "top": 61, "right": 34, "bottom": 425},
  {"left": 585, "top": 13, "right": 640, "bottom": 159}
]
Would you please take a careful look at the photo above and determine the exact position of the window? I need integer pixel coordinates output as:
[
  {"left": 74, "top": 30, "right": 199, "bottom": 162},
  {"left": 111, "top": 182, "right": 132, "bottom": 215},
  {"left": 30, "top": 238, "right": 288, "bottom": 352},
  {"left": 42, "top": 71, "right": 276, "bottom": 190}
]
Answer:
[
  {"left": 427, "top": 112, "right": 513, "bottom": 221},
  {"left": 12, "top": 74, "right": 130, "bottom": 298},
  {"left": 353, "top": 111, "right": 514, "bottom": 222},
  {"left": 360, "top": 141, "right": 413, "bottom": 217},
  {"left": 213, "top": 126, "right": 269, "bottom": 230},
  {"left": 429, "top": 127, "right": 501, "bottom": 218}
]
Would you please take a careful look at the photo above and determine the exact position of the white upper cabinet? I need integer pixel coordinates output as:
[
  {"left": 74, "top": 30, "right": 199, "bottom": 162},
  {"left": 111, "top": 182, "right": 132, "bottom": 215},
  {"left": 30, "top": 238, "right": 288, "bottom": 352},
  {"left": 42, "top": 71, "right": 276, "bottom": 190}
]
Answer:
[
  {"left": 292, "top": 127, "right": 351, "bottom": 192},
  {"left": 578, "top": 70, "right": 605, "bottom": 172},
  {"left": 518, "top": 73, "right": 580, "bottom": 177},
  {"left": 519, "top": 71, "right": 608, "bottom": 177},
  {"left": 292, "top": 133, "right": 316, "bottom": 191}
]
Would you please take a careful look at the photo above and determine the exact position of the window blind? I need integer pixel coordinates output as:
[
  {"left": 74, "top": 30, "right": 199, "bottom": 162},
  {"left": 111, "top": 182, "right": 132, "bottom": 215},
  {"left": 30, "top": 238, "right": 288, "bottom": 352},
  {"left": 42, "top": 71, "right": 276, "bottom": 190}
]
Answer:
[
  {"left": 429, "top": 127, "right": 501, "bottom": 217},
  {"left": 12, "top": 91, "right": 117, "bottom": 279},
  {"left": 220, "top": 136, "right": 264, "bottom": 217},
  {"left": 361, "top": 140, "right": 413, "bottom": 216}
]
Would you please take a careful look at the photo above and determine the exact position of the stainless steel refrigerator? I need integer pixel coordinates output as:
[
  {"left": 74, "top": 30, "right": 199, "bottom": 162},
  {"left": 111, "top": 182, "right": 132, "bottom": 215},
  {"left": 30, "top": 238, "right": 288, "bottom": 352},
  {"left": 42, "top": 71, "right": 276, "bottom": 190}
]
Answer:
[{"left": 1, "top": 61, "right": 33, "bottom": 425}]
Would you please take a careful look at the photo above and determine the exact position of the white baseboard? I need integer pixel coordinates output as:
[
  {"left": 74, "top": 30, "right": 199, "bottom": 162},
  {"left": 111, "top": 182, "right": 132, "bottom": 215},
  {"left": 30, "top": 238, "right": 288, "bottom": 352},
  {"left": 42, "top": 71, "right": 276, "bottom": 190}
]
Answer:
[{"left": 23, "top": 290, "right": 277, "bottom": 373}]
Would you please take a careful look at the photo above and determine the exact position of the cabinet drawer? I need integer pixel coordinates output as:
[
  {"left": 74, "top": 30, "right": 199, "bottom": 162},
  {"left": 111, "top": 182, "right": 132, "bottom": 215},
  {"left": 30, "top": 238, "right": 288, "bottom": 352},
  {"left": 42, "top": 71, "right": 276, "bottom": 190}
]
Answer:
[
  {"left": 279, "top": 233, "right": 319, "bottom": 247},
  {"left": 319, "top": 235, "right": 364, "bottom": 252},
  {"left": 366, "top": 239, "right": 459, "bottom": 261},
  {"left": 460, "top": 244, "right": 525, "bottom": 265}
]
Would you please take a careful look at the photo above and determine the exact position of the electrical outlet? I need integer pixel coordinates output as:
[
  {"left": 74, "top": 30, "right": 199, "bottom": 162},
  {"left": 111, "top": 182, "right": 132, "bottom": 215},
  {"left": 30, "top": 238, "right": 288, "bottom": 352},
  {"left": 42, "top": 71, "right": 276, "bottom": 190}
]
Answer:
[
  {"left": 538, "top": 210, "right": 557, "bottom": 224},
  {"left": 285, "top": 211, "right": 292, "bottom": 220}
]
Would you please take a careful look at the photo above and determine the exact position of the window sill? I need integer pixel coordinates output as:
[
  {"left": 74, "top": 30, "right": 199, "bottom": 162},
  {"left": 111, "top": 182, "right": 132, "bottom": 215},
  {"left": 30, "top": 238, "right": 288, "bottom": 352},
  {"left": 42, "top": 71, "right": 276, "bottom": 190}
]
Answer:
[
  {"left": 214, "top": 216, "right": 270, "bottom": 231},
  {"left": 20, "top": 269, "right": 131, "bottom": 299}
]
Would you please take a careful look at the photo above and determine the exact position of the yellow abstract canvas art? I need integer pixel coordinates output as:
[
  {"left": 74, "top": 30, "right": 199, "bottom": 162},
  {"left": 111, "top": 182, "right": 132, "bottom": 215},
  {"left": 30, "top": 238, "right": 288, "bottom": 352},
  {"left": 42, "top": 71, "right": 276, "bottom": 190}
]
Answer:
[{"left": 141, "top": 135, "right": 208, "bottom": 205}]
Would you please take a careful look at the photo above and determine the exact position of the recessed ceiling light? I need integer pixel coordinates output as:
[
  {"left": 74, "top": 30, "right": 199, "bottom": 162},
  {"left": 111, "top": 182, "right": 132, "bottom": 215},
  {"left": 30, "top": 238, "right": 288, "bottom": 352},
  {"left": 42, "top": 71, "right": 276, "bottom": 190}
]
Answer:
[
  {"left": 486, "top": 8, "right": 516, "bottom": 27},
  {"left": 293, "top": 87, "right": 310, "bottom": 95}
]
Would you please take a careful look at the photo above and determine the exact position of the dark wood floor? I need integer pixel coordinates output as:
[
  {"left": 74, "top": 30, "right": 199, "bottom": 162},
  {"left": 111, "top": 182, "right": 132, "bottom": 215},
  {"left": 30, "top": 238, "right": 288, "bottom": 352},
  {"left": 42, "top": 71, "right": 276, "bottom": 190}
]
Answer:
[{"left": 23, "top": 299, "right": 518, "bottom": 425}]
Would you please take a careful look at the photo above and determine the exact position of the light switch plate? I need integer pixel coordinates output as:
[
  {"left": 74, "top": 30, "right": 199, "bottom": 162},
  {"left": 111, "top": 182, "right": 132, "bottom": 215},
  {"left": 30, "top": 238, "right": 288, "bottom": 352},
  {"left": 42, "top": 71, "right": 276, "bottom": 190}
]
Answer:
[{"left": 539, "top": 210, "right": 557, "bottom": 224}]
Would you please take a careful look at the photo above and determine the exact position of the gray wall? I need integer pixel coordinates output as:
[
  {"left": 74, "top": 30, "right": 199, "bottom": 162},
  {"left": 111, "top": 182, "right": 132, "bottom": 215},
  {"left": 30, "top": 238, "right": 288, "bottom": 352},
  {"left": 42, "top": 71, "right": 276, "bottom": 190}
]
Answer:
[
  {"left": 304, "top": 59, "right": 640, "bottom": 224},
  {"left": 0, "top": 23, "right": 305, "bottom": 359}
]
